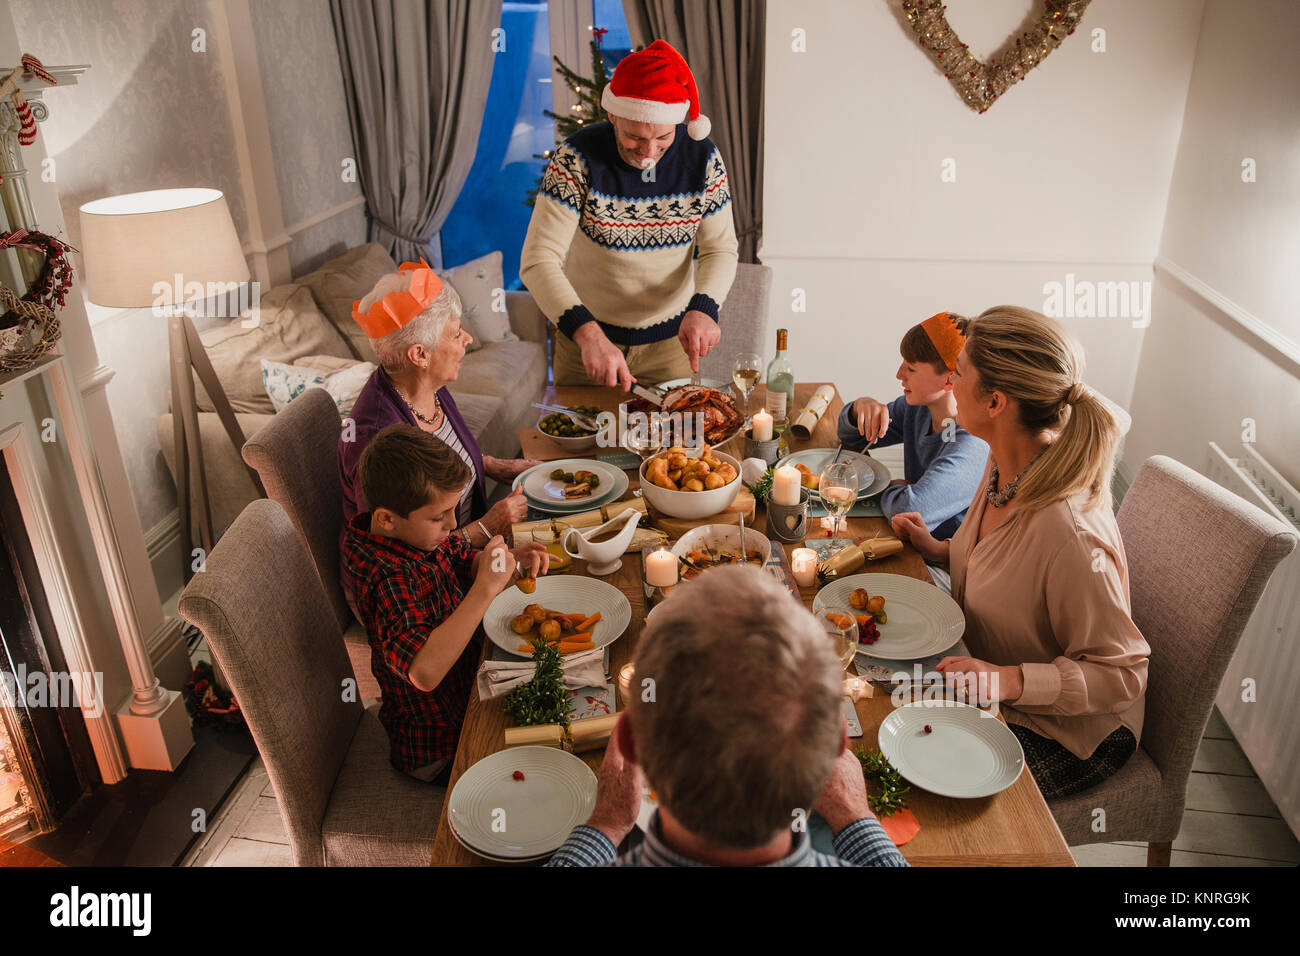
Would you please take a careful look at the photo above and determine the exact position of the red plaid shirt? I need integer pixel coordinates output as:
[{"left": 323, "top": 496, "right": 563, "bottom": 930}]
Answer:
[{"left": 341, "top": 513, "right": 482, "bottom": 771}]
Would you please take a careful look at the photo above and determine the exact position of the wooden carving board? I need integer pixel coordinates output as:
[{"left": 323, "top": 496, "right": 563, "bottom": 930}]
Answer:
[{"left": 645, "top": 485, "right": 757, "bottom": 541}]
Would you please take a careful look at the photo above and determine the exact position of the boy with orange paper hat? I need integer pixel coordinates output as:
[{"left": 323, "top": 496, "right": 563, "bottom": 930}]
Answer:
[
  {"left": 837, "top": 312, "right": 988, "bottom": 540},
  {"left": 342, "top": 424, "right": 549, "bottom": 781}
]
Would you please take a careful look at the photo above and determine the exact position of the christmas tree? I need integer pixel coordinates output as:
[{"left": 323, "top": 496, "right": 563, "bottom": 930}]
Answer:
[{"left": 525, "top": 28, "right": 613, "bottom": 207}]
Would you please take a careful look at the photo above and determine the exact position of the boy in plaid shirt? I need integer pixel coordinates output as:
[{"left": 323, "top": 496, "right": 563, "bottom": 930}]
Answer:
[{"left": 342, "top": 424, "right": 549, "bottom": 780}]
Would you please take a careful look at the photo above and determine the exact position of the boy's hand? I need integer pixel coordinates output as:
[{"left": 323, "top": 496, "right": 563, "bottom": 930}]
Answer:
[
  {"left": 474, "top": 535, "right": 517, "bottom": 596},
  {"left": 852, "top": 396, "right": 890, "bottom": 445},
  {"left": 512, "top": 542, "right": 550, "bottom": 581}
]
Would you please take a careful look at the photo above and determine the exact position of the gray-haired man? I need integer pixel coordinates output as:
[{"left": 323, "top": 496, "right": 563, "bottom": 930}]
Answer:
[{"left": 547, "top": 565, "right": 909, "bottom": 867}]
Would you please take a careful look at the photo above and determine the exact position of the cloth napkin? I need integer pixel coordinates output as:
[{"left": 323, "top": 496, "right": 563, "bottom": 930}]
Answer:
[{"left": 476, "top": 647, "right": 607, "bottom": 701}]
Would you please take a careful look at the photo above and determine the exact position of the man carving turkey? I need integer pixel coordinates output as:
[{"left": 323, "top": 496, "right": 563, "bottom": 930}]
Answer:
[{"left": 520, "top": 40, "right": 739, "bottom": 390}]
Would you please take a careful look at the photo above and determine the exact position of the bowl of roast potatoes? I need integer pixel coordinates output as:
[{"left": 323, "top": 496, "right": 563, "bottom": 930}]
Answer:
[{"left": 639, "top": 445, "right": 741, "bottom": 519}]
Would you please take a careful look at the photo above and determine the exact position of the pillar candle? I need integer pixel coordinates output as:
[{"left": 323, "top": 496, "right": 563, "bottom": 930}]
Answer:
[
  {"left": 790, "top": 548, "right": 818, "bottom": 587},
  {"left": 644, "top": 547, "right": 678, "bottom": 587},
  {"left": 751, "top": 407, "right": 773, "bottom": 442},
  {"left": 772, "top": 465, "right": 802, "bottom": 506}
]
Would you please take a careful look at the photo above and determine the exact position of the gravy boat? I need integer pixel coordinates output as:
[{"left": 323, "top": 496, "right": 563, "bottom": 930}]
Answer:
[{"left": 562, "top": 507, "right": 642, "bottom": 575}]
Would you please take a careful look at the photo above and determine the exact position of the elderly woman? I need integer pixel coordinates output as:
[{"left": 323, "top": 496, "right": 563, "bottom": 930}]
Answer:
[
  {"left": 339, "top": 263, "right": 537, "bottom": 578},
  {"left": 891, "top": 306, "right": 1149, "bottom": 799}
]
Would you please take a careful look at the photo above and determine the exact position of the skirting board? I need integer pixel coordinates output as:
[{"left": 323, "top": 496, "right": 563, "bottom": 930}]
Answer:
[{"left": 146, "top": 508, "right": 184, "bottom": 603}]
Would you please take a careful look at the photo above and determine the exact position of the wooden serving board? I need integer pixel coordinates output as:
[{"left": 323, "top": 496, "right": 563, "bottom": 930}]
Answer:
[
  {"left": 645, "top": 486, "right": 757, "bottom": 540},
  {"left": 519, "top": 427, "right": 604, "bottom": 463}
]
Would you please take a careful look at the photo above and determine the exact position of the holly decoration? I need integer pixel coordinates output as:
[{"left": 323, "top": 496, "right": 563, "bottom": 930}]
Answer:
[
  {"left": 525, "top": 27, "right": 616, "bottom": 207},
  {"left": 0, "top": 229, "right": 74, "bottom": 330},
  {"left": 748, "top": 466, "right": 775, "bottom": 502},
  {"left": 504, "top": 639, "right": 570, "bottom": 728},
  {"left": 856, "top": 747, "right": 910, "bottom": 817}
]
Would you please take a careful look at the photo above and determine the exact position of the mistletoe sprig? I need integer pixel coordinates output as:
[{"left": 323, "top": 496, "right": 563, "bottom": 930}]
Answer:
[
  {"left": 504, "top": 640, "right": 570, "bottom": 728},
  {"left": 857, "top": 747, "right": 910, "bottom": 818}
]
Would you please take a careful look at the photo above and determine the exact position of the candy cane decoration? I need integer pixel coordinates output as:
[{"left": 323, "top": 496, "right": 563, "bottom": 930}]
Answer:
[{"left": 0, "top": 54, "right": 57, "bottom": 148}]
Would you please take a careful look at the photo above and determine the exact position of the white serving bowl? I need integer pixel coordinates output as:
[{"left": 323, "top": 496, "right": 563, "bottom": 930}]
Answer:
[
  {"left": 671, "top": 523, "right": 772, "bottom": 570},
  {"left": 536, "top": 423, "right": 598, "bottom": 453},
  {"left": 638, "top": 449, "right": 742, "bottom": 520}
]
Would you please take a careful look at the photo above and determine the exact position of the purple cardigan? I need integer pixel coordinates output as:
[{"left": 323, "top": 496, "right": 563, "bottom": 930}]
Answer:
[{"left": 338, "top": 367, "right": 488, "bottom": 592}]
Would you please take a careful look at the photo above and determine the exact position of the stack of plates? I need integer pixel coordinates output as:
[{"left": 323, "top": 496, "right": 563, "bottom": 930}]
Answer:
[
  {"left": 878, "top": 701, "right": 1025, "bottom": 798},
  {"left": 512, "top": 458, "right": 629, "bottom": 515},
  {"left": 776, "top": 448, "right": 891, "bottom": 501},
  {"left": 446, "top": 747, "right": 598, "bottom": 861}
]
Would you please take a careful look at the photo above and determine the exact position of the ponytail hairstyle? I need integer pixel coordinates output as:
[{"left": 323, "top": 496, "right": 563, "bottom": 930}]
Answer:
[{"left": 966, "top": 306, "right": 1119, "bottom": 514}]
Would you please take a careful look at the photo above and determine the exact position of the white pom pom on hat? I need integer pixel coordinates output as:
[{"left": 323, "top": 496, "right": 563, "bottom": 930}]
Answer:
[{"left": 601, "top": 39, "right": 712, "bottom": 140}]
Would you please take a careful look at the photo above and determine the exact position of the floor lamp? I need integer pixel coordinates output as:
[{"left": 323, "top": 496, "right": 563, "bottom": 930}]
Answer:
[{"left": 80, "top": 188, "right": 265, "bottom": 580}]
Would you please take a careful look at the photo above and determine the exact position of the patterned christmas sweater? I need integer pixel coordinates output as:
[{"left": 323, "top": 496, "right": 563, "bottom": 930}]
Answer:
[{"left": 520, "top": 121, "right": 738, "bottom": 344}]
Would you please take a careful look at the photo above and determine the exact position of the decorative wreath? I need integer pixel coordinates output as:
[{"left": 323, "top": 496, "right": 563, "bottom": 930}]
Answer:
[{"left": 0, "top": 228, "right": 71, "bottom": 374}]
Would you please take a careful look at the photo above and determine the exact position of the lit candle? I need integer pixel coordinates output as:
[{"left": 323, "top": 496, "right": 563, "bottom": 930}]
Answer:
[
  {"left": 751, "top": 407, "right": 773, "bottom": 442},
  {"left": 617, "top": 663, "right": 636, "bottom": 706},
  {"left": 772, "top": 465, "right": 802, "bottom": 506},
  {"left": 644, "top": 547, "right": 678, "bottom": 588},
  {"left": 791, "top": 548, "right": 818, "bottom": 588}
]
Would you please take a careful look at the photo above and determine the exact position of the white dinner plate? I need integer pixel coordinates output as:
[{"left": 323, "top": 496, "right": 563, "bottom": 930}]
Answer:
[
  {"left": 447, "top": 746, "right": 598, "bottom": 860},
  {"left": 512, "top": 459, "right": 629, "bottom": 514},
  {"left": 776, "top": 448, "right": 890, "bottom": 500},
  {"left": 484, "top": 574, "right": 631, "bottom": 657},
  {"left": 813, "top": 573, "right": 964, "bottom": 661},
  {"left": 877, "top": 701, "right": 1024, "bottom": 798}
]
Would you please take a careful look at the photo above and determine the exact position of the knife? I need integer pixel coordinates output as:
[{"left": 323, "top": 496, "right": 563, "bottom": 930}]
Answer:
[{"left": 628, "top": 382, "right": 667, "bottom": 407}]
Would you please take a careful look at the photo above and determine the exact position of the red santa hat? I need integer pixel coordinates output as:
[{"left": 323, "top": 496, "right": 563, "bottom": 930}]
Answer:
[{"left": 601, "top": 39, "right": 711, "bottom": 141}]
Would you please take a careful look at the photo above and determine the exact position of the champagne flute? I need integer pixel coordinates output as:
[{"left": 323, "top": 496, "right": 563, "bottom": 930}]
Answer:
[
  {"left": 731, "top": 352, "right": 762, "bottom": 415},
  {"left": 819, "top": 461, "right": 857, "bottom": 556},
  {"left": 814, "top": 605, "right": 860, "bottom": 675}
]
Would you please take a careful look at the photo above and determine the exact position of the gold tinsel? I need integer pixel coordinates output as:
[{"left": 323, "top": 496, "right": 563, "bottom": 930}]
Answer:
[{"left": 901, "top": 0, "right": 1093, "bottom": 113}]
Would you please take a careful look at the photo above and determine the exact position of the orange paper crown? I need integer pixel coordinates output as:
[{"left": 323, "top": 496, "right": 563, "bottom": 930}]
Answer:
[
  {"left": 920, "top": 312, "right": 965, "bottom": 371},
  {"left": 351, "top": 259, "right": 444, "bottom": 339}
]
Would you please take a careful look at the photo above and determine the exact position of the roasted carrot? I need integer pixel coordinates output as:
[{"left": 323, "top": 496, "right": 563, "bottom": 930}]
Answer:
[
  {"left": 854, "top": 613, "right": 874, "bottom": 629},
  {"left": 542, "top": 630, "right": 592, "bottom": 645},
  {"left": 556, "top": 640, "right": 594, "bottom": 653},
  {"left": 574, "top": 612, "right": 601, "bottom": 632}
]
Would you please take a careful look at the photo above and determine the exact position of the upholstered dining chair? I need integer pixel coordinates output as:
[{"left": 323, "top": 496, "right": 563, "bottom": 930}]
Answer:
[
  {"left": 241, "top": 387, "right": 379, "bottom": 700},
  {"left": 179, "top": 499, "right": 441, "bottom": 866},
  {"left": 699, "top": 262, "right": 773, "bottom": 384},
  {"left": 1047, "top": 455, "right": 1297, "bottom": 865}
]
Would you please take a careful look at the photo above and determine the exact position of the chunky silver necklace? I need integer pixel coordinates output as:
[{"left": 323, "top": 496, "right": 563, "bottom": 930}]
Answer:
[
  {"left": 986, "top": 445, "right": 1048, "bottom": 508},
  {"left": 397, "top": 386, "right": 443, "bottom": 429}
]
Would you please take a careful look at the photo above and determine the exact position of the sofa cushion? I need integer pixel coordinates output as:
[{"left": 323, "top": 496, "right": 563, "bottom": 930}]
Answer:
[
  {"left": 195, "top": 284, "right": 353, "bottom": 414},
  {"left": 295, "top": 243, "right": 398, "bottom": 365},
  {"left": 261, "top": 359, "right": 376, "bottom": 415},
  {"left": 439, "top": 251, "right": 516, "bottom": 351},
  {"left": 453, "top": 339, "right": 546, "bottom": 434}
]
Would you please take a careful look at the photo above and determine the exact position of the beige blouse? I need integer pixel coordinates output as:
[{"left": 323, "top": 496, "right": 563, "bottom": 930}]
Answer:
[{"left": 949, "top": 462, "right": 1150, "bottom": 760}]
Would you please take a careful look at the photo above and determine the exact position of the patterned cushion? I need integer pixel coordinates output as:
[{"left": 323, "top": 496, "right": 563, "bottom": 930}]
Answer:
[
  {"left": 261, "top": 359, "right": 377, "bottom": 415},
  {"left": 440, "top": 250, "right": 516, "bottom": 350}
]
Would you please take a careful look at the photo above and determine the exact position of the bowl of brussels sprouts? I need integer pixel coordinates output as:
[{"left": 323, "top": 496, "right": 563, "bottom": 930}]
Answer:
[{"left": 537, "top": 405, "right": 603, "bottom": 452}]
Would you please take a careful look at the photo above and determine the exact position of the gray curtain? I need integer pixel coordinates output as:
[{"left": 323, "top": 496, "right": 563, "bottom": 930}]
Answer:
[
  {"left": 330, "top": 0, "right": 502, "bottom": 265},
  {"left": 622, "top": 0, "right": 765, "bottom": 263}
]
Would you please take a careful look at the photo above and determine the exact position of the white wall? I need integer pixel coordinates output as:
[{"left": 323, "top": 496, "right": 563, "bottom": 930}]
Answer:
[
  {"left": 760, "top": 0, "right": 1204, "bottom": 413},
  {"left": 1125, "top": 0, "right": 1300, "bottom": 489}
]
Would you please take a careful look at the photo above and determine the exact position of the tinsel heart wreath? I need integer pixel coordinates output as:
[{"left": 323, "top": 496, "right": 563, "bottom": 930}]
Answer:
[{"left": 901, "top": 0, "right": 1093, "bottom": 114}]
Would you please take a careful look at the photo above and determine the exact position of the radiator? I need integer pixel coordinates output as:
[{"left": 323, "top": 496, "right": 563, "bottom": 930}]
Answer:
[{"left": 1204, "top": 442, "right": 1300, "bottom": 838}]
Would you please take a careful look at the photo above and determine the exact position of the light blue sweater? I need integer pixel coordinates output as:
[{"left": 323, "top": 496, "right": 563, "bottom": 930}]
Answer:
[{"left": 836, "top": 397, "right": 988, "bottom": 540}]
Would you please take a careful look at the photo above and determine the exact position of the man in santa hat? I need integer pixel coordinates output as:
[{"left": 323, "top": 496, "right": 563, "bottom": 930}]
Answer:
[{"left": 521, "top": 40, "right": 738, "bottom": 390}]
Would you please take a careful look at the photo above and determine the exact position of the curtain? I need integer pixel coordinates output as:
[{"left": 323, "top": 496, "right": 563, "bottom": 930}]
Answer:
[
  {"left": 621, "top": 0, "right": 765, "bottom": 263},
  {"left": 330, "top": 0, "right": 502, "bottom": 265}
]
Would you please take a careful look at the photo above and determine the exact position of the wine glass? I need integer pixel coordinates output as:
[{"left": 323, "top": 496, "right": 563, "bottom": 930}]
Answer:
[
  {"left": 819, "top": 461, "right": 858, "bottom": 556},
  {"left": 814, "top": 605, "right": 860, "bottom": 676},
  {"left": 622, "top": 411, "right": 664, "bottom": 498},
  {"left": 731, "top": 352, "right": 762, "bottom": 415}
]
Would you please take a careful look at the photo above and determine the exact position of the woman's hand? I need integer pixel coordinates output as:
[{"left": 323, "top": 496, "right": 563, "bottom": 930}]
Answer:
[
  {"left": 891, "top": 511, "right": 945, "bottom": 564},
  {"left": 485, "top": 456, "right": 542, "bottom": 482},
  {"left": 511, "top": 541, "right": 550, "bottom": 581},
  {"left": 852, "top": 396, "right": 891, "bottom": 444},
  {"left": 483, "top": 487, "right": 529, "bottom": 536},
  {"left": 935, "top": 656, "right": 1024, "bottom": 705}
]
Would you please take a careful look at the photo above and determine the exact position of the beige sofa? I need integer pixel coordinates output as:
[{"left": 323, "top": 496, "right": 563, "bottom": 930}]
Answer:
[{"left": 159, "top": 243, "right": 549, "bottom": 538}]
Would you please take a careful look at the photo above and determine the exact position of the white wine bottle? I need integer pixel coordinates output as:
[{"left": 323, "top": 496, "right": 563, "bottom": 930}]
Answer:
[{"left": 765, "top": 328, "right": 795, "bottom": 435}]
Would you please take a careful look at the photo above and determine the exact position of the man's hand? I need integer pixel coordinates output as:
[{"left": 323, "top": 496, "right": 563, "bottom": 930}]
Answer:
[
  {"left": 852, "top": 396, "right": 891, "bottom": 444},
  {"left": 584, "top": 716, "right": 642, "bottom": 846},
  {"left": 815, "top": 748, "right": 875, "bottom": 836},
  {"left": 574, "top": 323, "right": 634, "bottom": 391},
  {"left": 678, "top": 310, "right": 721, "bottom": 373}
]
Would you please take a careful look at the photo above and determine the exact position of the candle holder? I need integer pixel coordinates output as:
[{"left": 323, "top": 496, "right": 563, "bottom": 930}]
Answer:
[
  {"left": 768, "top": 485, "right": 810, "bottom": 544},
  {"left": 617, "top": 663, "right": 637, "bottom": 708},
  {"left": 743, "top": 428, "right": 781, "bottom": 467}
]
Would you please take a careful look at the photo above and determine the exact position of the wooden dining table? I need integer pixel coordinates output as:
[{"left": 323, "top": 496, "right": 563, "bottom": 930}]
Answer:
[{"left": 429, "top": 382, "right": 1074, "bottom": 866}]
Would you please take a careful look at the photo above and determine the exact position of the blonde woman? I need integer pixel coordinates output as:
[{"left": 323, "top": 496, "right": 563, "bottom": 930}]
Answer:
[{"left": 891, "top": 306, "right": 1149, "bottom": 798}]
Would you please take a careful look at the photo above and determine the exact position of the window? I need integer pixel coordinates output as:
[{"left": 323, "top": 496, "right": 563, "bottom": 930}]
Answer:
[{"left": 439, "top": 1, "right": 633, "bottom": 287}]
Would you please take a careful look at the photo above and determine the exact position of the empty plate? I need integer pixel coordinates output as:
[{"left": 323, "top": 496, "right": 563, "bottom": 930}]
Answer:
[
  {"left": 877, "top": 700, "right": 1025, "bottom": 799},
  {"left": 447, "top": 746, "right": 598, "bottom": 860}
]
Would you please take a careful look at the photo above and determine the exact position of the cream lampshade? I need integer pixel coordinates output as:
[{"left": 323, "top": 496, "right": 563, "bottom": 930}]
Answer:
[{"left": 78, "top": 187, "right": 248, "bottom": 308}]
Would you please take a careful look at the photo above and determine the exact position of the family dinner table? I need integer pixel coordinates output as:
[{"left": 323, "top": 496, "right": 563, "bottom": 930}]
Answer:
[{"left": 429, "top": 382, "right": 1074, "bottom": 866}]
